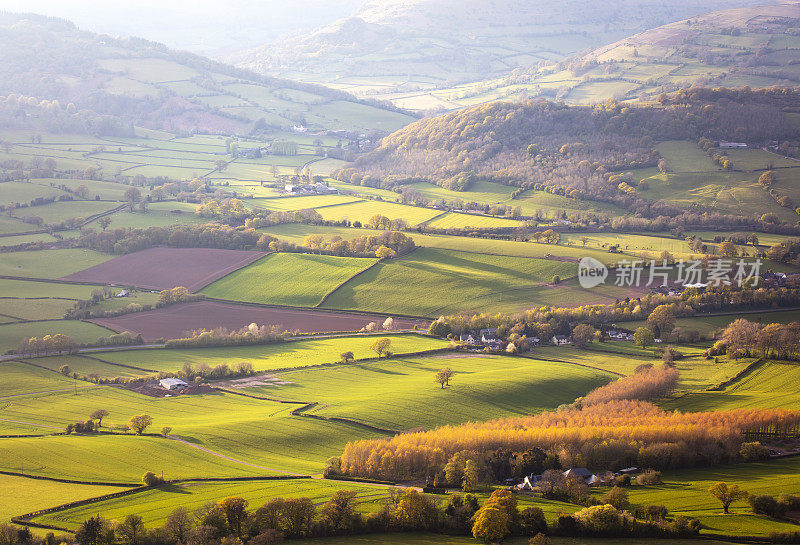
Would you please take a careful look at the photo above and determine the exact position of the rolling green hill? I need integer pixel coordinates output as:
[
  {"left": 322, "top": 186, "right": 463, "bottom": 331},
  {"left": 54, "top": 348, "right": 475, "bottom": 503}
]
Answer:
[
  {"left": 230, "top": 0, "right": 767, "bottom": 110},
  {"left": 0, "top": 12, "right": 413, "bottom": 134},
  {"left": 424, "top": 3, "right": 800, "bottom": 109}
]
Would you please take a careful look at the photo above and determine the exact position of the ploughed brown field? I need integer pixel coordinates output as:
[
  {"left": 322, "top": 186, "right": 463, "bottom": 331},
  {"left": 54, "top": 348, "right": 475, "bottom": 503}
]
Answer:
[
  {"left": 60, "top": 247, "right": 266, "bottom": 291},
  {"left": 91, "top": 300, "right": 429, "bottom": 339}
]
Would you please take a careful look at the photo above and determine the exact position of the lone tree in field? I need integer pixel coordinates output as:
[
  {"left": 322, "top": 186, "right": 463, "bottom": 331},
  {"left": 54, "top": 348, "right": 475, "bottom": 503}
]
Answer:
[
  {"left": 98, "top": 216, "right": 111, "bottom": 231},
  {"left": 371, "top": 337, "right": 392, "bottom": 358},
  {"left": 124, "top": 187, "right": 141, "bottom": 212},
  {"left": 90, "top": 409, "right": 109, "bottom": 427},
  {"left": 434, "top": 367, "right": 455, "bottom": 389},
  {"left": 709, "top": 482, "right": 748, "bottom": 514},
  {"left": 161, "top": 426, "right": 172, "bottom": 437},
  {"left": 340, "top": 351, "right": 354, "bottom": 364},
  {"left": 59, "top": 364, "right": 70, "bottom": 376},
  {"left": 634, "top": 327, "right": 655, "bottom": 348},
  {"left": 142, "top": 471, "right": 162, "bottom": 487},
  {"left": 128, "top": 414, "right": 153, "bottom": 435}
]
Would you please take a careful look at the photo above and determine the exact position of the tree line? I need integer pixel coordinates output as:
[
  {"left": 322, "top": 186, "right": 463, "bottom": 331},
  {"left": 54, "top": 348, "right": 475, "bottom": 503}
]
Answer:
[{"left": 336, "top": 401, "right": 800, "bottom": 481}]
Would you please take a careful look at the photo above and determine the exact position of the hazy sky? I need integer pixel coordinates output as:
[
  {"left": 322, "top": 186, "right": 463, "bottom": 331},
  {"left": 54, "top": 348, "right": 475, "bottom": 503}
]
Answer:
[{"left": 0, "top": 0, "right": 363, "bottom": 55}]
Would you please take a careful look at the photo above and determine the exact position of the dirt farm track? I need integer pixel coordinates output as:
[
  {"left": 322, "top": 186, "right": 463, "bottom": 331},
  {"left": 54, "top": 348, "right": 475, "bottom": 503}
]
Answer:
[
  {"left": 91, "top": 300, "right": 430, "bottom": 339},
  {"left": 60, "top": 247, "right": 266, "bottom": 291}
]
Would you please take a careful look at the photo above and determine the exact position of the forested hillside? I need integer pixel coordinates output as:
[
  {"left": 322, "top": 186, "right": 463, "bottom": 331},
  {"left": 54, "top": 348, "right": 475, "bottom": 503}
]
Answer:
[
  {"left": 0, "top": 12, "right": 413, "bottom": 134},
  {"left": 230, "top": 0, "right": 768, "bottom": 108},
  {"left": 336, "top": 87, "right": 800, "bottom": 215}
]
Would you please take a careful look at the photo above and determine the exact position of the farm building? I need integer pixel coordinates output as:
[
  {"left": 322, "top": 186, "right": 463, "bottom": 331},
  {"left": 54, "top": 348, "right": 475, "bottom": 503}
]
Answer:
[
  {"left": 719, "top": 142, "right": 747, "bottom": 148},
  {"left": 159, "top": 378, "right": 188, "bottom": 391}
]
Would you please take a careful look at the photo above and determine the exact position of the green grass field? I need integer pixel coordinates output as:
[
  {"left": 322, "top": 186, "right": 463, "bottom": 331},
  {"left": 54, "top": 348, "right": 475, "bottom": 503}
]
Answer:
[
  {"left": 262, "top": 224, "right": 619, "bottom": 263},
  {"left": 0, "top": 297, "right": 73, "bottom": 320},
  {"left": 0, "top": 279, "right": 104, "bottom": 299},
  {"left": 0, "top": 249, "right": 112, "bottom": 279},
  {"left": 314, "top": 200, "right": 443, "bottom": 226},
  {"left": 16, "top": 201, "right": 120, "bottom": 224},
  {"left": 623, "top": 457, "right": 800, "bottom": 537},
  {"left": 31, "top": 479, "right": 389, "bottom": 530},
  {"left": 29, "top": 355, "right": 152, "bottom": 379},
  {"left": 88, "top": 334, "right": 450, "bottom": 374},
  {"left": 201, "top": 253, "right": 377, "bottom": 307},
  {"left": 321, "top": 248, "right": 577, "bottom": 316},
  {"left": 247, "top": 353, "right": 613, "bottom": 430},
  {"left": 0, "top": 434, "right": 270, "bottom": 482},
  {"left": 0, "top": 384, "right": 382, "bottom": 475},
  {"left": 249, "top": 195, "right": 361, "bottom": 211},
  {"left": 0, "top": 474, "right": 129, "bottom": 525},
  {"left": 0, "top": 360, "right": 74, "bottom": 397},
  {"left": 0, "top": 181, "right": 69, "bottom": 202},
  {"left": 0, "top": 320, "right": 115, "bottom": 354},
  {"left": 425, "top": 212, "right": 523, "bottom": 229},
  {"left": 667, "top": 360, "right": 800, "bottom": 412}
]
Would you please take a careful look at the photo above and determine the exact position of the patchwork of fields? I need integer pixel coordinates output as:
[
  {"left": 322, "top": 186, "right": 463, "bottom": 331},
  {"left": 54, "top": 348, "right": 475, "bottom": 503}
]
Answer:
[{"left": 3, "top": 109, "right": 800, "bottom": 544}]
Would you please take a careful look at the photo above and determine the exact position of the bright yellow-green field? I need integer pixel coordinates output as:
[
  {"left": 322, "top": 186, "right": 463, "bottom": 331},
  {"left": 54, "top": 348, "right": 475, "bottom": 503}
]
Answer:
[
  {"left": 82, "top": 334, "right": 450, "bottom": 373},
  {"left": 0, "top": 474, "right": 129, "bottom": 525},
  {"left": 314, "top": 200, "right": 442, "bottom": 226},
  {"left": 321, "top": 248, "right": 577, "bottom": 316},
  {"left": 201, "top": 252, "right": 377, "bottom": 307},
  {"left": 425, "top": 211, "right": 523, "bottom": 229}
]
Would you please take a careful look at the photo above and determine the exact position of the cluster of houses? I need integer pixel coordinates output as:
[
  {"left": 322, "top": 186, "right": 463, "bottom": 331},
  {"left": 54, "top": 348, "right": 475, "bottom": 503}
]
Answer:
[
  {"left": 458, "top": 328, "right": 656, "bottom": 349},
  {"left": 516, "top": 466, "right": 640, "bottom": 490},
  {"left": 459, "top": 328, "right": 505, "bottom": 350},
  {"left": 284, "top": 182, "right": 339, "bottom": 195}
]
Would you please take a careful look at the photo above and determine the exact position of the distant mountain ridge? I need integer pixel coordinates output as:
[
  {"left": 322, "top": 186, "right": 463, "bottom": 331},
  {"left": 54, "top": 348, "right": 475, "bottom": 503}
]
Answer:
[{"left": 229, "top": 0, "right": 772, "bottom": 103}]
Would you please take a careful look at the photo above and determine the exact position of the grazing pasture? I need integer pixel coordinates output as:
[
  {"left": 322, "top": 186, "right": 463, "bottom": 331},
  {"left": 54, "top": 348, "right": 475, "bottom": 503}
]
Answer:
[
  {"left": 0, "top": 386, "right": 382, "bottom": 475},
  {"left": 91, "top": 301, "right": 429, "bottom": 340},
  {"left": 201, "top": 253, "right": 376, "bottom": 307},
  {"left": 0, "top": 298, "right": 75, "bottom": 320},
  {"left": 321, "top": 248, "right": 577, "bottom": 316},
  {"left": 0, "top": 279, "right": 104, "bottom": 299},
  {"left": 31, "top": 478, "right": 388, "bottom": 530},
  {"left": 263, "top": 224, "right": 619, "bottom": 263},
  {"left": 314, "top": 200, "right": 442, "bottom": 226},
  {"left": 624, "top": 457, "right": 800, "bottom": 537},
  {"left": 0, "top": 360, "right": 74, "bottom": 397},
  {"left": 88, "top": 334, "right": 448, "bottom": 374},
  {"left": 667, "top": 360, "right": 800, "bottom": 412},
  {"left": 61, "top": 247, "right": 266, "bottom": 291},
  {"left": 17, "top": 200, "right": 120, "bottom": 224},
  {"left": 0, "top": 320, "right": 114, "bottom": 354},
  {"left": 0, "top": 249, "right": 112, "bottom": 279},
  {"left": 424, "top": 212, "right": 523, "bottom": 229},
  {"left": 253, "top": 354, "right": 613, "bottom": 430},
  {"left": 249, "top": 194, "right": 361, "bottom": 211},
  {"left": 25, "top": 355, "right": 151, "bottom": 379},
  {"left": 0, "top": 475, "right": 129, "bottom": 525},
  {"left": 0, "top": 434, "right": 270, "bottom": 482}
]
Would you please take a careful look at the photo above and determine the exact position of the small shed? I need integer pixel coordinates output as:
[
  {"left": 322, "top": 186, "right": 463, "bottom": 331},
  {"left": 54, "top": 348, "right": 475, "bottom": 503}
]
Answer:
[{"left": 159, "top": 378, "right": 188, "bottom": 391}]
